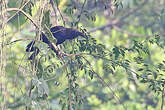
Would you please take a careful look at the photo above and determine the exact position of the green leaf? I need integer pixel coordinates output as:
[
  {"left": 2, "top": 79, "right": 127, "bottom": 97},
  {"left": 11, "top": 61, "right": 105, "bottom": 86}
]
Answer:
[
  {"left": 113, "top": 46, "right": 120, "bottom": 59},
  {"left": 138, "top": 68, "right": 143, "bottom": 71},
  {"left": 37, "top": 78, "right": 49, "bottom": 97}
]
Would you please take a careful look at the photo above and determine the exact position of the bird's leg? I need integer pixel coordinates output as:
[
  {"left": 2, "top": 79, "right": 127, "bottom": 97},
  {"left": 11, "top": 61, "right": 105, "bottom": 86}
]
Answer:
[
  {"left": 57, "top": 45, "right": 65, "bottom": 58},
  {"left": 56, "top": 45, "right": 60, "bottom": 51},
  {"left": 49, "top": 43, "right": 65, "bottom": 58}
]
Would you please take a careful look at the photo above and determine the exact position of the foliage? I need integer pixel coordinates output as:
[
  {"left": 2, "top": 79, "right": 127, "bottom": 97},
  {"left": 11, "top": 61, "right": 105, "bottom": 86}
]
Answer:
[{"left": 0, "top": 0, "right": 165, "bottom": 110}]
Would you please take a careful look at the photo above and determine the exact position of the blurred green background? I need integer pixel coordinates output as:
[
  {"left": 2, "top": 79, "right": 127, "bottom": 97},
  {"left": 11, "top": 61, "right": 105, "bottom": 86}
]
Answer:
[{"left": 0, "top": 0, "right": 165, "bottom": 110}]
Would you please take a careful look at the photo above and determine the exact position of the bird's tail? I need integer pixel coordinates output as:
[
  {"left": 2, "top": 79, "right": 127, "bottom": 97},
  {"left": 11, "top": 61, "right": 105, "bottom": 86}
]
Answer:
[
  {"left": 28, "top": 47, "right": 40, "bottom": 60},
  {"left": 26, "top": 41, "right": 35, "bottom": 52}
]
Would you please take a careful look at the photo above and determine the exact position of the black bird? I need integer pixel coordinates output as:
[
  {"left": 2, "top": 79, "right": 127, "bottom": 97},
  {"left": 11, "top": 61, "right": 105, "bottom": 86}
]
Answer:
[
  {"left": 50, "top": 26, "right": 87, "bottom": 45},
  {"left": 26, "top": 26, "right": 87, "bottom": 60}
]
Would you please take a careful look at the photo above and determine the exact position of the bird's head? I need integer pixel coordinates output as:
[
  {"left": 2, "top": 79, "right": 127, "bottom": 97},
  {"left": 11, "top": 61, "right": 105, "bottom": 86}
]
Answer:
[{"left": 76, "top": 31, "right": 88, "bottom": 39}]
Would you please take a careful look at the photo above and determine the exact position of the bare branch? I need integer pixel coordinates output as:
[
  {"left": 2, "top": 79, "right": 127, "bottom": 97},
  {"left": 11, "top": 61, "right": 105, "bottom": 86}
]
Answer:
[
  {"left": 55, "top": 0, "right": 65, "bottom": 26},
  {"left": 5, "top": 8, "right": 40, "bottom": 30},
  {"left": 76, "top": 0, "right": 87, "bottom": 26},
  {"left": 6, "top": 0, "right": 31, "bottom": 23},
  {"left": 113, "top": 26, "right": 151, "bottom": 38},
  {"left": 50, "top": 0, "right": 58, "bottom": 24},
  {"left": 88, "top": 0, "right": 149, "bottom": 33},
  {"left": 6, "top": 38, "right": 33, "bottom": 45}
]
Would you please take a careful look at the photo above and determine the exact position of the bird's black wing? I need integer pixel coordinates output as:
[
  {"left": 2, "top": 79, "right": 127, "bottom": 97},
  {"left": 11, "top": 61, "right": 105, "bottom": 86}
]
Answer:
[
  {"left": 40, "top": 32, "right": 50, "bottom": 44},
  {"left": 50, "top": 26, "right": 66, "bottom": 45},
  {"left": 50, "top": 26, "right": 65, "bottom": 39}
]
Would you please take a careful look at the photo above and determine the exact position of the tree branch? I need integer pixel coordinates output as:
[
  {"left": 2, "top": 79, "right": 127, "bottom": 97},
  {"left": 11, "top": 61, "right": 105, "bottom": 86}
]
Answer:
[
  {"left": 113, "top": 26, "right": 151, "bottom": 38},
  {"left": 76, "top": 0, "right": 87, "bottom": 26},
  {"left": 50, "top": 0, "right": 58, "bottom": 25},
  {"left": 88, "top": 0, "right": 149, "bottom": 33},
  {"left": 55, "top": 0, "right": 65, "bottom": 26},
  {"left": 5, "top": 8, "right": 40, "bottom": 29}
]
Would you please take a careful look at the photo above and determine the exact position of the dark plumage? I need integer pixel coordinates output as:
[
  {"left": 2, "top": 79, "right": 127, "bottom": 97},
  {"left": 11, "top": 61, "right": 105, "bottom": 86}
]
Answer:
[
  {"left": 26, "top": 40, "right": 35, "bottom": 52},
  {"left": 50, "top": 26, "right": 87, "bottom": 45},
  {"left": 26, "top": 26, "right": 87, "bottom": 60}
]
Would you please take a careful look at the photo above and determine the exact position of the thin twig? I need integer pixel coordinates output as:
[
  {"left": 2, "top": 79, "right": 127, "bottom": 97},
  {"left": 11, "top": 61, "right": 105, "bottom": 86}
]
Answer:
[
  {"left": 26, "top": 79, "right": 33, "bottom": 110},
  {"left": 6, "top": 0, "right": 31, "bottom": 23},
  {"left": 76, "top": 0, "right": 87, "bottom": 25},
  {"left": 50, "top": 0, "right": 58, "bottom": 24},
  {"left": 59, "top": 56, "right": 72, "bottom": 110},
  {"left": 80, "top": 56, "right": 127, "bottom": 110},
  {"left": 5, "top": 8, "right": 40, "bottom": 29},
  {"left": 88, "top": 0, "right": 148, "bottom": 33},
  {"left": 93, "top": 70, "right": 127, "bottom": 110},
  {"left": 55, "top": 0, "right": 65, "bottom": 26},
  {"left": 6, "top": 38, "right": 33, "bottom": 45}
]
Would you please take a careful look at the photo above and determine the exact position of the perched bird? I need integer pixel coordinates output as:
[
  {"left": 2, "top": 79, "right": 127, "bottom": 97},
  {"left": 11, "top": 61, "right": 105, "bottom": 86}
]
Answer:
[
  {"left": 50, "top": 26, "right": 87, "bottom": 45},
  {"left": 26, "top": 26, "right": 87, "bottom": 60}
]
